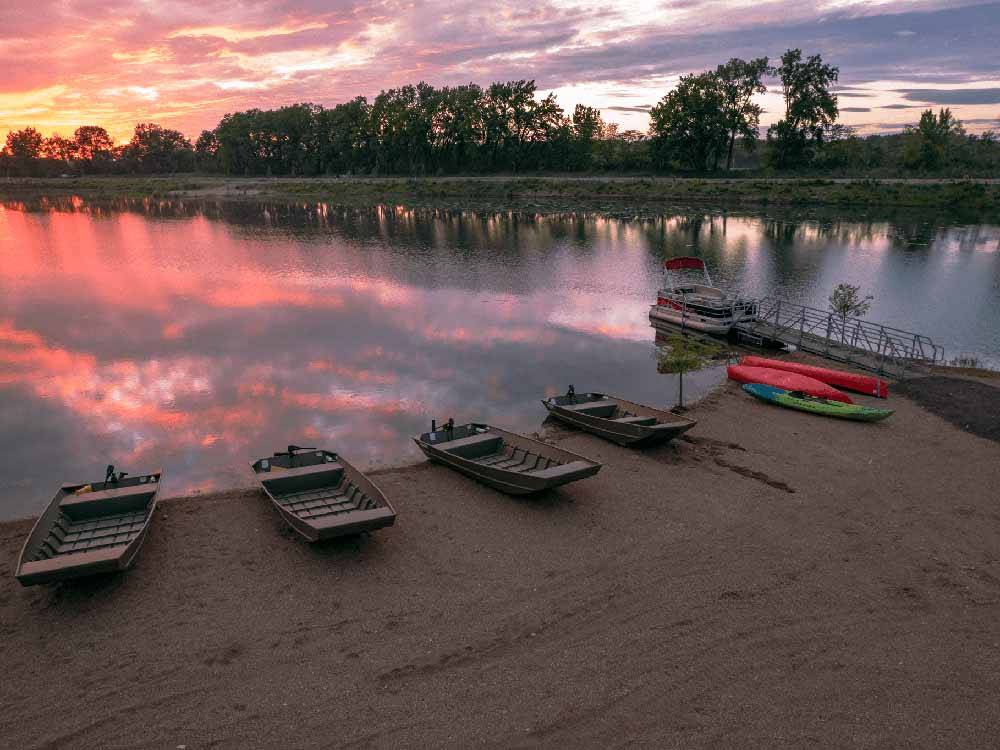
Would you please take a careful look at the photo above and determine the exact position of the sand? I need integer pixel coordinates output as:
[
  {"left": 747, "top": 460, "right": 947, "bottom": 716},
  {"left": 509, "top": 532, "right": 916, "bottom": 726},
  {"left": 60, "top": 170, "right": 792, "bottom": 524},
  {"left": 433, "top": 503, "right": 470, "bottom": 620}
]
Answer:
[{"left": 1, "top": 372, "right": 999, "bottom": 749}]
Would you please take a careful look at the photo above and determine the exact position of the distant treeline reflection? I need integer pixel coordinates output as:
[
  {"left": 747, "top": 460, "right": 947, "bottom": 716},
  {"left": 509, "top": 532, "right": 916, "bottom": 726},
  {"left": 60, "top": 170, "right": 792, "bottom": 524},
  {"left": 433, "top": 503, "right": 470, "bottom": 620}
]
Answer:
[{"left": 3, "top": 196, "right": 989, "bottom": 255}]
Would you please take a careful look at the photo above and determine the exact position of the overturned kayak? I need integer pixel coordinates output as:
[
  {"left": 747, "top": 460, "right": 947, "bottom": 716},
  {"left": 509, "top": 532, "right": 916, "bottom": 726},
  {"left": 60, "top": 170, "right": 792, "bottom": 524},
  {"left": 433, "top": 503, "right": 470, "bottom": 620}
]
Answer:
[
  {"left": 542, "top": 387, "right": 696, "bottom": 446},
  {"left": 742, "top": 384, "right": 893, "bottom": 422},
  {"left": 16, "top": 467, "right": 162, "bottom": 586},
  {"left": 414, "top": 420, "right": 601, "bottom": 495},
  {"left": 741, "top": 355, "right": 888, "bottom": 398},
  {"left": 727, "top": 365, "right": 853, "bottom": 404},
  {"left": 252, "top": 446, "right": 396, "bottom": 542}
]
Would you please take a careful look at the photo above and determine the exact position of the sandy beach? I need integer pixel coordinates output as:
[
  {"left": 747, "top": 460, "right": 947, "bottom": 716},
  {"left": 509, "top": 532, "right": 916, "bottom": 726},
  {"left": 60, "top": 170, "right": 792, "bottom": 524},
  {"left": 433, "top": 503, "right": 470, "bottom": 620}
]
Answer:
[{"left": 2, "top": 369, "right": 999, "bottom": 749}]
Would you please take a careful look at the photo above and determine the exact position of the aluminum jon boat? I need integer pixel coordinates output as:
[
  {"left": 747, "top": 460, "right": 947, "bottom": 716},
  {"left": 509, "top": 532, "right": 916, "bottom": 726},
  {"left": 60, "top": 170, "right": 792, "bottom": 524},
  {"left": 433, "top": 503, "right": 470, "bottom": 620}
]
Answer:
[
  {"left": 414, "top": 420, "right": 602, "bottom": 495},
  {"left": 542, "top": 386, "right": 697, "bottom": 446},
  {"left": 252, "top": 446, "right": 396, "bottom": 542},
  {"left": 15, "top": 466, "right": 162, "bottom": 586}
]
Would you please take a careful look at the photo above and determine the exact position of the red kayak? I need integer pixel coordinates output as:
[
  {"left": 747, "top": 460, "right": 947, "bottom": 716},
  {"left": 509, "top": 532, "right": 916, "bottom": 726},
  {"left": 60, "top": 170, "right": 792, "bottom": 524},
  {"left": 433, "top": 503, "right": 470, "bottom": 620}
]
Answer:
[
  {"left": 741, "top": 355, "right": 888, "bottom": 398},
  {"left": 727, "top": 365, "right": 854, "bottom": 404}
]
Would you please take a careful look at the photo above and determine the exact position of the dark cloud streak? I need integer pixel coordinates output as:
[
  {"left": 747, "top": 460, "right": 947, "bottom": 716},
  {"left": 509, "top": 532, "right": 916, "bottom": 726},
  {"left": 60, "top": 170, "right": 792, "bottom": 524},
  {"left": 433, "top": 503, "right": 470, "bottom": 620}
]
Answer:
[
  {"left": 603, "top": 105, "right": 651, "bottom": 112},
  {"left": 897, "top": 88, "right": 1000, "bottom": 105}
]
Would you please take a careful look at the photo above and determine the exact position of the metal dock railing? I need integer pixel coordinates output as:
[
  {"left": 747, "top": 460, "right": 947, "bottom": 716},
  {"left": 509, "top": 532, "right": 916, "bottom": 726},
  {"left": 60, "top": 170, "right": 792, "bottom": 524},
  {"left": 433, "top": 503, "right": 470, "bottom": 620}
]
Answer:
[{"left": 734, "top": 297, "right": 944, "bottom": 378}]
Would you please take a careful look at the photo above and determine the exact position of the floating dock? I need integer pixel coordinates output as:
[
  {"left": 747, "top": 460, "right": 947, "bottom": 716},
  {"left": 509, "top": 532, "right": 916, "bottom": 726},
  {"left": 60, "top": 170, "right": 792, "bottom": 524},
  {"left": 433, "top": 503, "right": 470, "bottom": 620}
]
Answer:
[
  {"left": 651, "top": 296, "right": 943, "bottom": 378},
  {"left": 734, "top": 297, "right": 942, "bottom": 377}
]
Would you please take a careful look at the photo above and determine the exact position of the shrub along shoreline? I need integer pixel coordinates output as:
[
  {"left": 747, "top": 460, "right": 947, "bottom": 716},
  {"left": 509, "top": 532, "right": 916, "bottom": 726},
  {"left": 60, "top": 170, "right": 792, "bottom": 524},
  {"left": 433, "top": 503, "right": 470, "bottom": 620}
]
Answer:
[{"left": 1, "top": 175, "right": 998, "bottom": 216}]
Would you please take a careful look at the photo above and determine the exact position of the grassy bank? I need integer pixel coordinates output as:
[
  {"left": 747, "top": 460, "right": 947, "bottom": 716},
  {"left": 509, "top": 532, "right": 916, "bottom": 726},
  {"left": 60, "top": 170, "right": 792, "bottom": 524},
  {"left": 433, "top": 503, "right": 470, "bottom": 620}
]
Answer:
[{"left": 2, "top": 175, "right": 999, "bottom": 215}]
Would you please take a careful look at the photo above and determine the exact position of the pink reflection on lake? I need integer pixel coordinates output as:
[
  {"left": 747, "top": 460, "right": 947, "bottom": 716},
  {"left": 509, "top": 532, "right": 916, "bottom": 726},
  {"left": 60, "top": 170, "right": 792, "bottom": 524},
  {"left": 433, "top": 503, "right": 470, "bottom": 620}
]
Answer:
[
  {"left": 1, "top": 197, "right": 995, "bottom": 518},
  {"left": 0, "top": 199, "right": 695, "bottom": 515}
]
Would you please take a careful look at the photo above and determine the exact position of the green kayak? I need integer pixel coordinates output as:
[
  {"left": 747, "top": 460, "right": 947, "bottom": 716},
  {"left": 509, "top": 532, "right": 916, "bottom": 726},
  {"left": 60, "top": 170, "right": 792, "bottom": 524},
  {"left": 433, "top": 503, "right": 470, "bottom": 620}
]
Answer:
[{"left": 742, "top": 383, "right": 893, "bottom": 422}]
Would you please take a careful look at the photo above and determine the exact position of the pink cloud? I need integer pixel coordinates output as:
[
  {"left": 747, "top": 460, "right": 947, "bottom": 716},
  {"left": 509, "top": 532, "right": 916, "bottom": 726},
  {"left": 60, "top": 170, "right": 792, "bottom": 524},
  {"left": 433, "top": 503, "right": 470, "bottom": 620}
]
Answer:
[{"left": 1, "top": 1, "right": 997, "bottom": 141}]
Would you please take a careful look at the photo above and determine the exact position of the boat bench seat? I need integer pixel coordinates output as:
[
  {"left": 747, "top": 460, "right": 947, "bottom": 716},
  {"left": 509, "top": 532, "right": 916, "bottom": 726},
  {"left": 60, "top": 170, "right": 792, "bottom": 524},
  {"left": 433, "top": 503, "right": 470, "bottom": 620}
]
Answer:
[
  {"left": 60, "top": 486, "right": 156, "bottom": 519},
  {"left": 529, "top": 461, "right": 593, "bottom": 480},
  {"left": 17, "top": 546, "right": 124, "bottom": 586},
  {"left": 560, "top": 400, "right": 618, "bottom": 413},
  {"left": 612, "top": 416, "right": 658, "bottom": 425},
  {"left": 439, "top": 433, "right": 504, "bottom": 459}
]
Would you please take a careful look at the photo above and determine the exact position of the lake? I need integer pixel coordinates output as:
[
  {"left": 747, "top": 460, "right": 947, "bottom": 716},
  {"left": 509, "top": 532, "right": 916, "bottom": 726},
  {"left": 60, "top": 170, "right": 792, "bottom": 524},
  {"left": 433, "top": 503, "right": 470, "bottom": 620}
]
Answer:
[{"left": 1, "top": 196, "right": 997, "bottom": 518}]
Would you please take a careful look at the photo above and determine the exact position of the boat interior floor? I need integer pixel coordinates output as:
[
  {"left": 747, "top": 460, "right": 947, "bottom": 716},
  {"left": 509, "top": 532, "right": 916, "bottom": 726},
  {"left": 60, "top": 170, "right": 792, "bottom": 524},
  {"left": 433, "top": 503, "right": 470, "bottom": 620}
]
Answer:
[
  {"left": 271, "top": 473, "right": 378, "bottom": 521},
  {"left": 471, "top": 443, "right": 563, "bottom": 474},
  {"left": 436, "top": 432, "right": 567, "bottom": 474},
  {"left": 561, "top": 401, "right": 658, "bottom": 425},
  {"left": 33, "top": 510, "right": 149, "bottom": 561}
]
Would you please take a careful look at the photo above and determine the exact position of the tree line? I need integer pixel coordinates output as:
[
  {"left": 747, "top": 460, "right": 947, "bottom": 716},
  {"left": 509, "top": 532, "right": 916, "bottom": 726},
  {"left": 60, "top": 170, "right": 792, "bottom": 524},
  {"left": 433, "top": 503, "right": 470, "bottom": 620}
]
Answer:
[
  {"left": 3, "top": 50, "right": 998, "bottom": 178},
  {"left": 2, "top": 123, "right": 196, "bottom": 177}
]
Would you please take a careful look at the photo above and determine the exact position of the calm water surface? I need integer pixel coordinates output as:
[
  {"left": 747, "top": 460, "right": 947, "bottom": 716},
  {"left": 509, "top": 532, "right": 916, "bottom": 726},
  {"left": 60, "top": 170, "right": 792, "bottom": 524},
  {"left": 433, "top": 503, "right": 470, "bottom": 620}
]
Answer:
[{"left": 1, "top": 198, "right": 997, "bottom": 517}]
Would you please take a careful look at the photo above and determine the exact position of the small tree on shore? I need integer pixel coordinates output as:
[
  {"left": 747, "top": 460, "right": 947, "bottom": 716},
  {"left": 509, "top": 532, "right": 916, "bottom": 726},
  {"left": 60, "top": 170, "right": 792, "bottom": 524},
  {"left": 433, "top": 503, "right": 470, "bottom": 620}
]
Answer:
[
  {"left": 657, "top": 334, "right": 723, "bottom": 409},
  {"left": 828, "top": 283, "right": 873, "bottom": 318}
]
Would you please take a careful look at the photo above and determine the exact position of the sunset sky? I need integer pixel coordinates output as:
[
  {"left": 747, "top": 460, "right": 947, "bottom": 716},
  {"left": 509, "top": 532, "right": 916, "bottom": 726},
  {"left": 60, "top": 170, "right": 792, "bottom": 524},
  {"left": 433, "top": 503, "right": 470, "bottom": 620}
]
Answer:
[{"left": 1, "top": 0, "right": 998, "bottom": 143}]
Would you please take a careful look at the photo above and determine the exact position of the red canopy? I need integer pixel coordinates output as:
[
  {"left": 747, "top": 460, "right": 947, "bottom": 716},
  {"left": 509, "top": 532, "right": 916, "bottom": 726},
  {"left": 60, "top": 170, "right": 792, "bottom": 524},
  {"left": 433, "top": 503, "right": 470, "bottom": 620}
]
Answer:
[{"left": 664, "top": 256, "right": 705, "bottom": 271}]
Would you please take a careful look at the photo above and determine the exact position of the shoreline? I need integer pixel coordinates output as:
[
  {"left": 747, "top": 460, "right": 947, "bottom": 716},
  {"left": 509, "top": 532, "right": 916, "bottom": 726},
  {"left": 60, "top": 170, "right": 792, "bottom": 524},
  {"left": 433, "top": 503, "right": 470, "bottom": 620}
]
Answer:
[
  {"left": 2, "top": 367, "right": 999, "bottom": 748},
  {"left": 2, "top": 175, "right": 999, "bottom": 215},
  {"left": 1, "top": 362, "right": 995, "bottom": 528},
  {"left": 0, "top": 459, "right": 435, "bottom": 528}
]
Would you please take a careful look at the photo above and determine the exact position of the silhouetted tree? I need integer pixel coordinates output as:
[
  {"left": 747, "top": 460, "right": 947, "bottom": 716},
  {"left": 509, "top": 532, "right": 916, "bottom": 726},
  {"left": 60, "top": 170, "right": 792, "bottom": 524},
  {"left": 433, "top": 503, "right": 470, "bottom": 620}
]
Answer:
[
  {"left": 73, "top": 126, "right": 112, "bottom": 159},
  {"left": 3, "top": 127, "right": 44, "bottom": 175},
  {"left": 571, "top": 104, "right": 604, "bottom": 170},
  {"left": 649, "top": 72, "right": 729, "bottom": 171},
  {"left": 315, "top": 97, "right": 373, "bottom": 174},
  {"left": 715, "top": 57, "right": 769, "bottom": 170},
  {"left": 72, "top": 126, "right": 114, "bottom": 173},
  {"left": 123, "top": 123, "right": 194, "bottom": 173},
  {"left": 902, "top": 108, "right": 967, "bottom": 171},
  {"left": 195, "top": 130, "right": 219, "bottom": 171},
  {"left": 481, "top": 80, "right": 563, "bottom": 172},
  {"left": 270, "top": 103, "right": 322, "bottom": 176},
  {"left": 767, "top": 49, "right": 839, "bottom": 169},
  {"left": 431, "top": 85, "right": 484, "bottom": 173},
  {"left": 42, "top": 134, "right": 77, "bottom": 165},
  {"left": 6, "top": 66, "right": 1000, "bottom": 178},
  {"left": 370, "top": 85, "right": 436, "bottom": 174}
]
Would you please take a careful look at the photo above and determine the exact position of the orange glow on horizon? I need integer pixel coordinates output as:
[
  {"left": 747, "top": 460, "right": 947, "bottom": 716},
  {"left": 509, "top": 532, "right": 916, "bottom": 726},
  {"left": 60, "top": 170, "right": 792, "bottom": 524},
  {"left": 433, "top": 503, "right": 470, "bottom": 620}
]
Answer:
[{"left": 1, "top": 2, "right": 997, "bottom": 144}]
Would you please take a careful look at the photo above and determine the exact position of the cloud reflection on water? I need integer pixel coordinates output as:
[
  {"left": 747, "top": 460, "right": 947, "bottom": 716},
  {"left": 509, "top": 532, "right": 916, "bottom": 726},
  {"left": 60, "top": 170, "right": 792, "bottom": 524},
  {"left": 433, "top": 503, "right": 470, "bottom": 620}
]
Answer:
[
  {"left": 0, "top": 199, "right": 720, "bottom": 516},
  {"left": 0, "top": 197, "right": 997, "bottom": 518}
]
